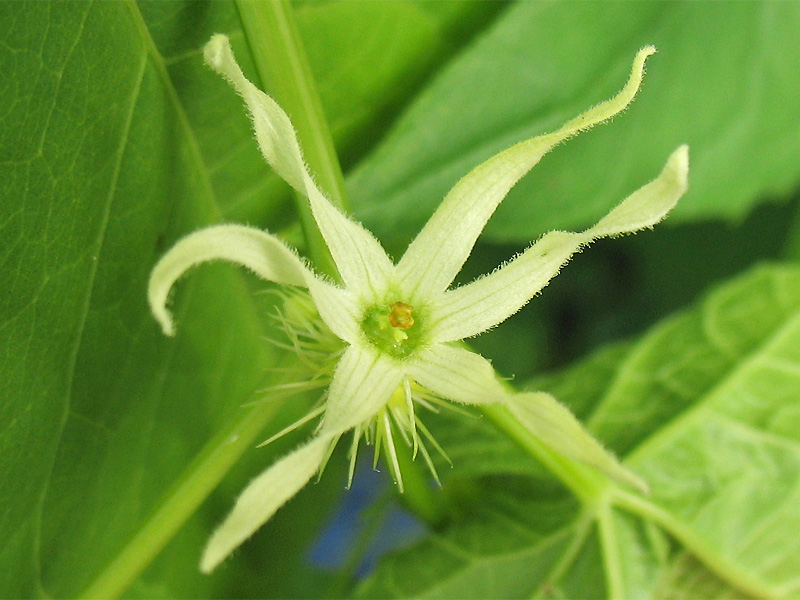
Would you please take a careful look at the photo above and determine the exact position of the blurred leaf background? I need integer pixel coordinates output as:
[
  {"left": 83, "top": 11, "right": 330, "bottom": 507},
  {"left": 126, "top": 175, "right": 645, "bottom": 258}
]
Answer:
[{"left": 2, "top": 1, "right": 799, "bottom": 598}]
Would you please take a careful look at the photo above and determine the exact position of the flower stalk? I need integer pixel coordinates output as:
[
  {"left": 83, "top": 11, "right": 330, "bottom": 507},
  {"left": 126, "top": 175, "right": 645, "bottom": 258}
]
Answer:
[{"left": 480, "top": 403, "right": 610, "bottom": 505}]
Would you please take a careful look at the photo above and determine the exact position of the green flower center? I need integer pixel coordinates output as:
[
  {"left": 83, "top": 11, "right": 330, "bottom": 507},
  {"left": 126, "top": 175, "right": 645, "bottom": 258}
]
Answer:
[{"left": 361, "top": 300, "right": 426, "bottom": 359}]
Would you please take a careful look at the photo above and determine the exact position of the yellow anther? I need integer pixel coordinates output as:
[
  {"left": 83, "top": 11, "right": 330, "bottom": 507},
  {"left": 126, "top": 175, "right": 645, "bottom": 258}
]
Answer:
[{"left": 388, "top": 301, "right": 414, "bottom": 329}]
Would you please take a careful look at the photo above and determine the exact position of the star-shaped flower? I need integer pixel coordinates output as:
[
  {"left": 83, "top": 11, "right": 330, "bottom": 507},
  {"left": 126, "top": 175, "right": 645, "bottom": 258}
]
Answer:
[{"left": 148, "top": 35, "right": 688, "bottom": 572}]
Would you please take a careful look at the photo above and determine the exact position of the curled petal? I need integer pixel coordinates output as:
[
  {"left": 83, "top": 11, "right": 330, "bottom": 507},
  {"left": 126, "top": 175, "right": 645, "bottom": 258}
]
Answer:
[
  {"left": 406, "top": 344, "right": 506, "bottom": 405},
  {"left": 505, "top": 392, "right": 648, "bottom": 493},
  {"left": 148, "top": 224, "right": 310, "bottom": 336},
  {"left": 204, "top": 34, "right": 394, "bottom": 297},
  {"left": 397, "top": 46, "right": 657, "bottom": 301},
  {"left": 200, "top": 436, "right": 331, "bottom": 573},
  {"left": 205, "top": 34, "right": 309, "bottom": 195},
  {"left": 430, "top": 145, "right": 689, "bottom": 342},
  {"left": 320, "top": 345, "right": 406, "bottom": 436}
]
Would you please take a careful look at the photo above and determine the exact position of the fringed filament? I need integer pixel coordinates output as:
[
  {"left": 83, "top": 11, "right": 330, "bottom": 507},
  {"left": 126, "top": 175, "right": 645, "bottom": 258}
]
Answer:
[{"left": 342, "top": 378, "right": 452, "bottom": 491}]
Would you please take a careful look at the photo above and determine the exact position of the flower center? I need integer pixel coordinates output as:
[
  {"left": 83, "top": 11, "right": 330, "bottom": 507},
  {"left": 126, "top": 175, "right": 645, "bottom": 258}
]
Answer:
[
  {"left": 361, "top": 300, "right": 426, "bottom": 359},
  {"left": 388, "top": 301, "right": 414, "bottom": 329}
]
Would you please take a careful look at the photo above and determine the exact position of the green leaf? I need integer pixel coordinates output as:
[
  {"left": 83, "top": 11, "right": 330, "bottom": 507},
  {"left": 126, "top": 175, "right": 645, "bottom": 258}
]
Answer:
[
  {"left": 349, "top": 2, "right": 800, "bottom": 245},
  {"left": 296, "top": 1, "right": 503, "bottom": 152},
  {"left": 357, "top": 264, "right": 800, "bottom": 598}
]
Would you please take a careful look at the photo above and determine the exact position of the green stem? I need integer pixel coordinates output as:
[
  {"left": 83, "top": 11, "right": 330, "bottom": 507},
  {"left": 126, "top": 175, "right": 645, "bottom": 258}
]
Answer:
[
  {"left": 393, "top": 437, "right": 447, "bottom": 527},
  {"left": 325, "top": 491, "right": 391, "bottom": 599},
  {"left": 235, "top": 0, "right": 346, "bottom": 279},
  {"left": 480, "top": 403, "right": 609, "bottom": 505},
  {"left": 613, "top": 489, "right": 780, "bottom": 600},
  {"left": 597, "top": 503, "right": 625, "bottom": 600},
  {"left": 79, "top": 399, "right": 286, "bottom": 599}
]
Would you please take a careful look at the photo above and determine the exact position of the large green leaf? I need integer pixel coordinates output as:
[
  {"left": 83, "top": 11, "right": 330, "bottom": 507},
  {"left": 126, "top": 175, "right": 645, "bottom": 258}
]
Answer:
[
  {"left": 0, "top": 3, "right": 306, "bottom": 597},
  {"left": 356, "top": 264, "right": 800, "bottom": 598},
  {"left": 349, "top": 2, "right": 800, "bottom": 245}
]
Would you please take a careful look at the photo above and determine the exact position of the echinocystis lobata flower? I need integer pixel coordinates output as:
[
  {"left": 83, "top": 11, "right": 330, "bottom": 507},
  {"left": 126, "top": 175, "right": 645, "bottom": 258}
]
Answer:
[{"left": 148, "top": 34, "right": 688, "bottom": 573}]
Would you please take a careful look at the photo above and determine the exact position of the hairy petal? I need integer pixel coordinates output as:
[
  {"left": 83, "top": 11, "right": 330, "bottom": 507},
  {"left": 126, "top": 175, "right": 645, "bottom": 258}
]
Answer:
[
  {"left": 590, "top": 145, "right": 690, "bottom": 237},
  {"left": 430, "top": 145, "right": 689, "bottom": 342},
  {"left": 505, "top": 392, "right": 648, "bottom": 493},
  {"left": 406, "top": 344, "right": 506, "bottom": 405},
  {"left": 200, "top": 347, "right": 402, "bottom": 573},
  {"left": 205, "top": 35, "right": 305, "bottom": 192},
  {"left": 204, "top": 34, "right": 393, "bottom": 297},
  {"left": 148, "top": 224, "right": 310, "bottom": 336},
  {"left": 397, "top": 46, "right": 656, "bottom": 300},
  {"left": 320, "top": 345, "right": 405, "bottom": 435},
  {"left": 304, "top": 181, "right": 396, "bottom": 298},
  {"left": 200, "top": 436, "right": 330, "bottom": 573},
  {"left": 305, "top": 278, "right": 361, "bottom": 345}
]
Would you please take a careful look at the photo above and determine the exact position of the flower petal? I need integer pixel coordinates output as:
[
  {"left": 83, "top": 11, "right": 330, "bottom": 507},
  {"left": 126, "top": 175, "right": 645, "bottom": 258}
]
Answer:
[
  {"left": 504, "top": 392, "right": 648, "bottom": 493},
  {"left": 589, "top": 145, "right": 689, "bottom": 237},
  {"left": 199, "top": 342, "right": 402, "bottom": 574},
  {"left": 200, "top": 435, "right": 330, "bottom": 573},
  {"left": 430, "top": 145, "right": 689, "bottom": 342},
  {"left": 306, "top": 184, "right": 396, "bottom": 298},
  {"left": 148, "top": 224, "right": 310, "bottom": 336},
  {"left": 397, "top": 46, "right": 656, "bottom": 300},
  {"left": 204, "top": 34, "right": 394, "bottom": 297},
  {"left": 305, "top": 278, "right": 361, "bottom": 345},
  {"left": 319, "top": 345, "right": 405, "bottom": 436},
  {"left": 406, "top": 344, "right": 506, "bottom": 405}
]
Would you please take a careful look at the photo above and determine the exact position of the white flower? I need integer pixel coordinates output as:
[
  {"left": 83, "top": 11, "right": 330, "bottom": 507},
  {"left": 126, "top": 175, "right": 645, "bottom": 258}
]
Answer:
[{"left": 148, "top": 35, "right": 688, "bottom": 573}]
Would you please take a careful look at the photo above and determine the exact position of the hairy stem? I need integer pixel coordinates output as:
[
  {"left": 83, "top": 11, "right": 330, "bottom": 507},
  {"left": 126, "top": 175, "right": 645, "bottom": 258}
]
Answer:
[
  {"left": 597, "top": 503, "right": 625, "bottom": 600},
  {"left": 480, "top": 403, "right": 610, "bottom": 505}
]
